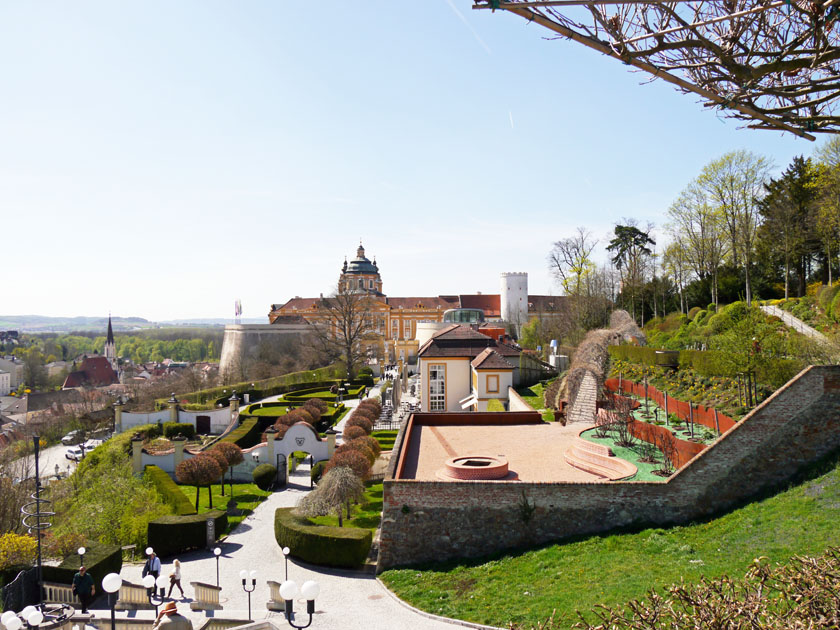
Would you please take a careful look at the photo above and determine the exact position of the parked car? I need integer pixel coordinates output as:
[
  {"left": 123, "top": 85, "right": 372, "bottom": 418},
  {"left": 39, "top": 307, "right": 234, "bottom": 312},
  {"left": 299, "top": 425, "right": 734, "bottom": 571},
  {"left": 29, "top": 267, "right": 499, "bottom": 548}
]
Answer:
[
  {"left": 65, "top": 446, "right": 85, "bottom": 462},
  {"left": 83, "top": 439, "right": 102, "bottom": 451},
  {"left": 61, "top": 430, "right": 85, "bottom": 446}
]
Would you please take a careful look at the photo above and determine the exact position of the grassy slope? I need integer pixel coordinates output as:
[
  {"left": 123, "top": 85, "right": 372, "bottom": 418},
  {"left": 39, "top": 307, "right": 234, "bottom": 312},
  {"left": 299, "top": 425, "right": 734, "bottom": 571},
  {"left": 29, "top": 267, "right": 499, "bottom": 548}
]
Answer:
[
  {"left": 380, "top": 452, "right": 840, "bottom": 629},
  {"left": 309, "top": 482, "right": 383, "bottom": 531},
  {"left": 516, "top": 382, "right": 556, "bottom": 421},
  {"left": 372, "top": 430, "right": 398, "bottom": 450},
  {"left": 179, "top": 482, "right": 271, "bottom": 531}
]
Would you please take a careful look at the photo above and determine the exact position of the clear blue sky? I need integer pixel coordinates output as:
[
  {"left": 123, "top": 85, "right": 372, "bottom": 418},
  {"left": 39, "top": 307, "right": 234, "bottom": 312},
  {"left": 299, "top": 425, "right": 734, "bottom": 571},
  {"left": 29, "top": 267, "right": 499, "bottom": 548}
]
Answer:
[{"left": 1, "top": 1, "right": 822, "bottom": 321}]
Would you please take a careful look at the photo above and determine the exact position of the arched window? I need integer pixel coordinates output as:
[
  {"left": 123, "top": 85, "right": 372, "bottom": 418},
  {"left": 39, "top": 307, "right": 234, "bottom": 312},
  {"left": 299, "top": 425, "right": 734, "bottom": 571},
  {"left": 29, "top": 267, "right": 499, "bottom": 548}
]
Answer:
[{"left": 359, "top": 279, "right": 364, "bottom": 289}]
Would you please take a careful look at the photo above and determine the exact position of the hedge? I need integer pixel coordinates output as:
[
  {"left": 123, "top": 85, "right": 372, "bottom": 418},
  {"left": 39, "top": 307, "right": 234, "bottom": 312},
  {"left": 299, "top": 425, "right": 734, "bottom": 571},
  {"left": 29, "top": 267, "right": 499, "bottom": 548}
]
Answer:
[
  {"left": 274, "top": 508, "right": 371, "bottom": 568},
  {"left": 163, "top": 422, "right": 196, "bottom": 440},
  {"left": 147, "top": 510, "right": 227, "bottom": 558},
  {"left": 41, "top": 543, "right": 122, "bottom": 588},
  {"left": 253, "top": 464, "right": 277, "bottom": 490},
  {"left": 310, "top": 460, "right": 327, "bottom": 484},
  {"left": 154, "top": 366, "right": 344, "bottom": 410},
  {"left": 218, "top": 417, "right": 262, "bottom": 449},
  {"left": 143, "top": 465, "right": 196, "bottom": 516}
]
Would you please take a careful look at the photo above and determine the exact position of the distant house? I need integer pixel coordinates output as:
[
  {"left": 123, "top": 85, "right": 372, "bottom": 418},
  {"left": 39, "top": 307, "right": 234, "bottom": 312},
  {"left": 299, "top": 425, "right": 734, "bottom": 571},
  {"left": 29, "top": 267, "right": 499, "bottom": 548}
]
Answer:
[
  {"left": 63, "top": 356, "right": 120, "bottom": 389},
  {"left": 0, "top": 369, "right": 9, "bottom": 397},
  {"left": 0, "top": 357, "right": 24, "bottom": 389}
]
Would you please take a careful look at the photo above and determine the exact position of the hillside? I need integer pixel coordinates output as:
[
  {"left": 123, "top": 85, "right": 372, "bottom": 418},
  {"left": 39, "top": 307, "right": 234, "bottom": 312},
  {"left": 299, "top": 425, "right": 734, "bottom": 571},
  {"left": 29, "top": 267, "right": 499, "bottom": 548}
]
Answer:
[{"left": 380, "top": 450, "right": 840, "bottom": 629}]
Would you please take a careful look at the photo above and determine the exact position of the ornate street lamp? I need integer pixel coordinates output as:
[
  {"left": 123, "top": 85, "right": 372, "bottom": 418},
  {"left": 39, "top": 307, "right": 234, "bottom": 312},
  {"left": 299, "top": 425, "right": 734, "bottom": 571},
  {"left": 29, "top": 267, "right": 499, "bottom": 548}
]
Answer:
[
  {"left": 279, "top": 580, "right": 320, "bottom": 629},
  {"left": 20, "top": 435, "right": 54, "bottom": 608},
  {"left": 102, "top": 573, "right": 123, "bottom": 630},
  {"left": 282, "top": 547, "right": 290, "bottom": 581},
  {"left": 141, "top": 575, "right": 167, "bottom": 615},
  {"left": 77, "top": 547, "right": 86, "bottom": 568},
  {"left": 213, "top": 547, "right": 222, "bottom": 587},
  {"left": 240, "top": 570, "right": 257, "bottom": 620}
]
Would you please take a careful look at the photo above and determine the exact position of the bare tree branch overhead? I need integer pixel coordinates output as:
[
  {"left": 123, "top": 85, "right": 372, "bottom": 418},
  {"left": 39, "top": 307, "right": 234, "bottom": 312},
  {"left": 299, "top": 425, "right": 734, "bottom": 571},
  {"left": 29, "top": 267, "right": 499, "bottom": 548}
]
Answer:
[{"left": 473, "top": 0, "right": 840, "bottom": 139}]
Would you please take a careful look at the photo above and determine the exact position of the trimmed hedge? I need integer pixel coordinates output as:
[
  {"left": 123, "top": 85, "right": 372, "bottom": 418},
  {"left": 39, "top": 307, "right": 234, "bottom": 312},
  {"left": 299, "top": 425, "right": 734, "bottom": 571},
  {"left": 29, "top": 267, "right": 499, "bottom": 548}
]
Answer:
[
  {"left": 143, "top": 465, "right": 196, "bottom": 516},
  {"left": 154, "top": 366, "right": 344, "bottom": 410},
  {"left": 310, "top": 460, "right": 327, "bottom": 484},
  {"left": 147, "top": 510, "right": 227, "bottom": 558},
  {"left": 41, "top": 543, "right": 122, "bottom": 588},
  {"left": 274, "top": 508, "right": 371, "bottom": 568},
  {"left": 163, "top": 422, "right": 196, "bottom": 439},
  {"left": 253, "top": 464, "right": 277, "bottom": 490},
  {"left": 219, "top": 417, "right": 262, "bottom": 448}
]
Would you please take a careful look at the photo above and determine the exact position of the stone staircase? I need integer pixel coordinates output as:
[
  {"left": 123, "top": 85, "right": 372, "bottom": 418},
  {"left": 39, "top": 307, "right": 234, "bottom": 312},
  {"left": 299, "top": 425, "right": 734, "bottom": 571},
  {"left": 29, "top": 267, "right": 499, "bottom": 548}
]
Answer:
[
  {"left": 567, "top": 371, "right": 598, "bottom": 423},
  {"left": 563, "top": 437, "right": 637, "bottom": 480}
]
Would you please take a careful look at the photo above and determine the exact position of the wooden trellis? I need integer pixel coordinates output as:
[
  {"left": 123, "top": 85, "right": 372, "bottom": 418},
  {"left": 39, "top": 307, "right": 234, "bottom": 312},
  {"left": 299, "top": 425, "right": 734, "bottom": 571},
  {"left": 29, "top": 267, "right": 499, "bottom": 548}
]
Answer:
[{"left": 473, "top": 0, "right": 840, "bottom": 140}]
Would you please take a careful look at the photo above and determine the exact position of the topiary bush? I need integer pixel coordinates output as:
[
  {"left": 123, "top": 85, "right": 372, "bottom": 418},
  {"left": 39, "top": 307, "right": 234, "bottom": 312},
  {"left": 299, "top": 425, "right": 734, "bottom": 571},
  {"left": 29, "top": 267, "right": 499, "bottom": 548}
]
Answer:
[
  {"left": 274, "top": 508, "right": 371, "bottom": 568},
  {"left": 41, "top": 543, "right": 122, "bottom": 587},
  {"left": 345, "top": 416, "right": 373, "bottom": 435},
  {"left": 310, "top": 460, "right": 328, "bottom": 484},
  {"left": 325, "top": 450, "right": 370, "bottom": 480},
  {"left": 342, "top": 426, "right": 367, "bottom": 441},
  {"left": 147, "top": 510, "right": 227, "bottom": 558},
  {"left": 253, "top": 463, "right": 278, "bottom": 491},
  {"left": 143, "top": 465, "right": 196, "bottom": 516},
  {"left": 340, "top": 441, "right": 376, "bottom": 466},
  {"left": 162, "top": 422, "right": 196, "bottom": 439}
]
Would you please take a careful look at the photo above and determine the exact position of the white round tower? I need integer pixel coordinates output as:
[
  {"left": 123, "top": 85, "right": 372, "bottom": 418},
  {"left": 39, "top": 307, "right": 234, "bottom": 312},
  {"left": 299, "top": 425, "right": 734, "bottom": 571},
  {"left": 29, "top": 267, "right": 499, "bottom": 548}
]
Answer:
[{"left": 500, "top": 272, "right": 528, "bottom": 336}]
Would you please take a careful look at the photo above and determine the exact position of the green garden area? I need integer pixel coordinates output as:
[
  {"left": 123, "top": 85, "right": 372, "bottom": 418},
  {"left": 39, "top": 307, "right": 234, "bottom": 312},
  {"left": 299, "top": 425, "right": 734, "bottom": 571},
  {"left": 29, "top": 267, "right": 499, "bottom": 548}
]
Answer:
[
  {"left": 308, "top": 482, "right": 383, "bottom": 532},
  {"left": 380, "top": 452, "right": 840, "bottom": 628}
]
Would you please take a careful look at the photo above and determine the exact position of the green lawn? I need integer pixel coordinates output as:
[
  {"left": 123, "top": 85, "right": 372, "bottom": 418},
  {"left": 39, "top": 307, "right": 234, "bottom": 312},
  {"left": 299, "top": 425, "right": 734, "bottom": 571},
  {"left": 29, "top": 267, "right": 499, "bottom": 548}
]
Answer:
[
  {"left": 372, "top": 430, "right": 398, "bottom": 450},
  {"left": 380, "top": 453, "right": 840, "bottom": 629},
  {"left": 580, "top": 429, "right": 665, "bottom": 482},
  {"left": 309, "top": 482, "right": 383, "bottom": 532},
  {"left": 178, "top": 482, "right": 271, "bottom": 532},
  {"left": 516, "top": 382, "right": 556, "bottom": 421}
]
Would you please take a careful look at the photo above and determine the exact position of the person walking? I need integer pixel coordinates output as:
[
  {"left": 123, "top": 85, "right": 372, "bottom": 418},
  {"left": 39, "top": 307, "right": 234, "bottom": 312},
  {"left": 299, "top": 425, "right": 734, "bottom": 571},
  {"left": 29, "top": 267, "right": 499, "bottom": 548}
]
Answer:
[
  {"left": 72, "top": 566, "right": 95, "bottom": 614},
  {"left": 143, "top": 551, "right": 162, "bottom": 580},
  {"left": 167, "top": 559, "right": 184, "bottom": 599},
  {"left": 152, "top": 601, "right": 192, "bottom": 630}
]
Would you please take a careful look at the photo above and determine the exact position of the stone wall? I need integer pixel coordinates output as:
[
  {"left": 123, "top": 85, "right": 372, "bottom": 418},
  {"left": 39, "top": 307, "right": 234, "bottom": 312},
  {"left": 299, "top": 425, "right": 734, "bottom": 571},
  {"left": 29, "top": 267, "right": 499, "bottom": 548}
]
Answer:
[
  {"left": 219, "top": 323, "right": 311, "bottom": 379},
  {"left": 378, "top": 365, "right": 840, "bottom": 570}
]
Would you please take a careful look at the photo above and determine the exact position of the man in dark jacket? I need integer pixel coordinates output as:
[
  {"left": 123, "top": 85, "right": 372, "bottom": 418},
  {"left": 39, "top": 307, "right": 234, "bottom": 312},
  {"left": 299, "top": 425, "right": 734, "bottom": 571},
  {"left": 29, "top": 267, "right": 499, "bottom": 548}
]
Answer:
[{"left": 72, "top": 566, "right": 95, "bottom": 614}]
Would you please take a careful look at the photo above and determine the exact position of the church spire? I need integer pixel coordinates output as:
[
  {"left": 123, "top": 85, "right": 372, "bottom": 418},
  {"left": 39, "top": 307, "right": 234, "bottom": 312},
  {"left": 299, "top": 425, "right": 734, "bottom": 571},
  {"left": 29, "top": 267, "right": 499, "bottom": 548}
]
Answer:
[{"left": 106, "top": 314, "right": 114, "bottom": 345}]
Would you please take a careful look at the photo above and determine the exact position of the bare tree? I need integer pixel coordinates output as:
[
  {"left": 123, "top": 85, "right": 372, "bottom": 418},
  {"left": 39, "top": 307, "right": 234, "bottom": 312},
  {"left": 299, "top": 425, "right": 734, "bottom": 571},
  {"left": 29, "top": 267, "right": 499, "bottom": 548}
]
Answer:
[
  {"left": 295, "top": 466, "right": 364, "bottom": 527},
  {"left": 656, "top": 431, "right": 678, "bottom": 476},
  {"left": 698, "top": 151, "right": 772, "bottom": 306},
  {"left": 310, "top": 287, "right": 379, "bottom": 380},
  {"left": 548, "top": 228, "right": 598, "bottom": 297}
]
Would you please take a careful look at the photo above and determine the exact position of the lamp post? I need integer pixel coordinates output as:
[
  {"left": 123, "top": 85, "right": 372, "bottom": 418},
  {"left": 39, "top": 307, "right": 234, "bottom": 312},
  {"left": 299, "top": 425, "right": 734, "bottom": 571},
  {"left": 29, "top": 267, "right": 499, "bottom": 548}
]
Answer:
[
  {"left": 240, "top": 570, "right": 257, "bottom": 620},
  {"left": 213, "top": 547, "right": 222, "bottom": 587},
  {"left": 102, "top": 572, "right": 123, "bottom": 630},
  {"left": 282, "top": 547, "right": 290, "bottom": 581},
  {"left": 78, "top": 547, "right": 86, "bottom": 568},
  {"left": 142, "top": 575, "right": 167, "bottom": 615},
  {"left": 20, "top": 435, "right": 54, "bottom": 609},
  {"left": 279, "top": 580, "right": 320, "bottom": 629},
  {"left": 20, "top": 607, "right": 43, "bottom": 629}
]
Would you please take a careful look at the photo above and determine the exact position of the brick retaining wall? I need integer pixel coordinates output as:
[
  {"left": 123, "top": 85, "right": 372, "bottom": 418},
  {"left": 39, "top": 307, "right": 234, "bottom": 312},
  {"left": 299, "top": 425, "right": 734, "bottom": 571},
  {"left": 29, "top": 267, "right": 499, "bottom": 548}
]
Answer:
[{"left": 378, "top": 366, "right": 840, "bottom": 570}]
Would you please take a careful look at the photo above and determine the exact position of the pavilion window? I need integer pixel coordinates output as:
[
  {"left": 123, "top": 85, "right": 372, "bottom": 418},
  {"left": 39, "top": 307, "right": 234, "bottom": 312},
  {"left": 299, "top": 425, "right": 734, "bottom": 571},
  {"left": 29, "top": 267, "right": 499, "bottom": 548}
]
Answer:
[{"left": 429, "top": 364, "right": 445, "bottom": 411}]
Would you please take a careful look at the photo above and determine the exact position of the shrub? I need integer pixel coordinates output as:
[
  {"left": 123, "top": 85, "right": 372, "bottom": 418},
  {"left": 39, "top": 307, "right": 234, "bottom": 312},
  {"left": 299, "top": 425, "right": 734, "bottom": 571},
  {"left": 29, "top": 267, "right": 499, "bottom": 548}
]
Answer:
[
  {"left": 326, "top": 450, "right": 370, "bottom": 480},
  {"left": 143, "top": 465, "right": 196, "bottom": 516},
  {"left": 213, "top": 442, "right": 244, "bottom": 492},
  {"left": 687, "top": 306, "right": 702, "bottom": 321},
  {"left": 253, "top": 464, "right": 278, "bottom": 490},
  {"left": 162, "top": 422, "right": 196, "bottom": 439},
  {"left": 342, "top": 426, "right": 367, "bottom": 441},
  {"left": 340, "top": 441, "right": 376, "bottom": 466},
  {"left": 218, "top": 417, "right": 261, "bottom": 448},
  {"left": 345, "top": 416, "right": 373, "bottom": 435},
  {"left": 311, "top": 460, "right": 328, "bottom": 484},
  {"left": 352, "top": 407, "right": 378, "bottom": 423},
  {"left": 41, "top": 543, "right": 122, "bottom": 588},
  {"left": 176, "top": 456, "right": 223, "bottom": 510},
  {"left": 0, "top": 533, "right": 36, "bottom": 571},
  {"left": 304, "top": 398, "right": 328, "bottom": 414},
  {"left": 147, "top": 511, "right": 227, "bottom": 558},
  {"left": 357, "top": 435, "right": 381, "bottom": 458},
  {"left": 274, "top": 508, "right": 371, "bottom": 568}
]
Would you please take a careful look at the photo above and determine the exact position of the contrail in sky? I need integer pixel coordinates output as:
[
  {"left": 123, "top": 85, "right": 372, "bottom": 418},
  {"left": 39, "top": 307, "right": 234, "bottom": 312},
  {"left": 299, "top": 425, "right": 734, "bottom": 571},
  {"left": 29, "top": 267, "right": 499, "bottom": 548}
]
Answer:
[
  {"left": 509, "top": 111, "right": 515, "bottom": 129},
  {"left": 445, "top": 0, "right": 492, "bottom": 55}
]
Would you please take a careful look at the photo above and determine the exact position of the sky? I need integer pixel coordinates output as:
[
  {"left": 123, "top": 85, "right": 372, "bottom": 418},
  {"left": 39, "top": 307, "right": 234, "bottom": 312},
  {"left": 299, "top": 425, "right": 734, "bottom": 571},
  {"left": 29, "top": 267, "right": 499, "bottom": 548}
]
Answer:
[{"left": 0, "top": 1, "right": 826, "bottom": 321}]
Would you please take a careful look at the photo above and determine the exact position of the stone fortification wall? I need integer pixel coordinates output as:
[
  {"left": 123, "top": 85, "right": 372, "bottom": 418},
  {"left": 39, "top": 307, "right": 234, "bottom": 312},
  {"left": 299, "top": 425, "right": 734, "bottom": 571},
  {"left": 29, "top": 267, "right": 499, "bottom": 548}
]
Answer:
[
  {"left": 219, "top": 323, "right": 311, "bottom": 378},
  {"left": 378, "top": 366, "right": 840, "bottom": 570}
]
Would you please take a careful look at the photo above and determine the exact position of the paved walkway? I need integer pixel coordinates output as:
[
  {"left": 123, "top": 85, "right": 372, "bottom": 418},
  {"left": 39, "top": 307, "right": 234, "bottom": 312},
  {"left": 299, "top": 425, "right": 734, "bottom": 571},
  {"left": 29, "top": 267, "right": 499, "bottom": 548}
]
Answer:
[
  {"left": 86, "top": 382, "right": 462, "bottom": 630},
  {"left": 760, "top": 304, "right": 831, "bottom": 344}
]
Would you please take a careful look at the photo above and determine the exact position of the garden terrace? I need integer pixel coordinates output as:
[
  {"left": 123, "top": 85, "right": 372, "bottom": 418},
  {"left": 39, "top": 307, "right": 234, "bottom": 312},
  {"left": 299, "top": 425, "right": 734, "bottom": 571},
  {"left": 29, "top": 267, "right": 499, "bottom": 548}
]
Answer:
[
  {"left": 378, "top": 366, "right": 840, "bottom": 569},
  {"left": 391, "top": 412, "right": 604, "bottom": 483}
]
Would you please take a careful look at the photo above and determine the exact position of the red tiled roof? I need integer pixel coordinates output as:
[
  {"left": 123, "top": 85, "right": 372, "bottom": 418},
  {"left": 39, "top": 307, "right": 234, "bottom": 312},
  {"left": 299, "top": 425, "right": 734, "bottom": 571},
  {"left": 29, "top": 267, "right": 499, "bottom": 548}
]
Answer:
[
  {"left": 62, "top": 356, "right": 119, "bottom": 389},
  {"left": 471, "top": 348, "right": 514, "bottom": 370},
  {"left": 277, "top": 297, "right": 321, "bottom": 310},
  {"left": 419, "top": 325, "right": 521, "bottom": 359},
  {"left": 527, "top": 295, "right": 568, "bottom": 312},
  {"left": 458, "top": 294, "right": 501, "bottom": 317}
]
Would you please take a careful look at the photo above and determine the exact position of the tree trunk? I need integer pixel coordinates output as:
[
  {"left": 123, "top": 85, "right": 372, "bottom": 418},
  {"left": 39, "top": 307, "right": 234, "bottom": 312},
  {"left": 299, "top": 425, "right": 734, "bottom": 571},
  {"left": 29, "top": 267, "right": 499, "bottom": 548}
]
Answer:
[
  {"left": 220, "top": 476, "right": 225, "bottom": 497},
  {"left": 784, "top": 256, "right": 790, "bottom": 300},
  {"left": 229, "top": 469, "right": 234, "bottom": 498},
  {"left": 829, "top": 243, "right": 833, "bottom": 286},
  {"left": 745, "top": 262, "right": 752, "bottom": 306},
  {"left": 195, "top": 487, "right": 200, "bottom": 512},
  {"left": 337, "top": 505, "right": 343, "bottom": 527},
  {"left": 208, "top": 485, "right": 213, "bottom": 509}
]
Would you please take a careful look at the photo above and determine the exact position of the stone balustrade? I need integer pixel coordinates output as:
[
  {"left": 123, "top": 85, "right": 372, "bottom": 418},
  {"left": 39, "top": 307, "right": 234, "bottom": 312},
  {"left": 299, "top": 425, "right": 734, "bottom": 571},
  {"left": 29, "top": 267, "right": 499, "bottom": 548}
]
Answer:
[
  {"left": 265, "top": 580, "right": 284, "bottom": 612},
  {"left": 43, "top": 582, "right": 76, "bottom": 605},
  {"left": 189, "top": 581, "right": 223, "bottom": 611},
  {"left": 115, "top": 580, "right": 155, "bottom": 610}
]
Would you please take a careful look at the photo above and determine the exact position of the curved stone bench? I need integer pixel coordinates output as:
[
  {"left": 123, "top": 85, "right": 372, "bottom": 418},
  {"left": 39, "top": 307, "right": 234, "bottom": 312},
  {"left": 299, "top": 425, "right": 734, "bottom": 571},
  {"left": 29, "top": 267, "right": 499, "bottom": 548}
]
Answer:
[{"left": 564, "top": 437, "right": 637, "bottom": 480}]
